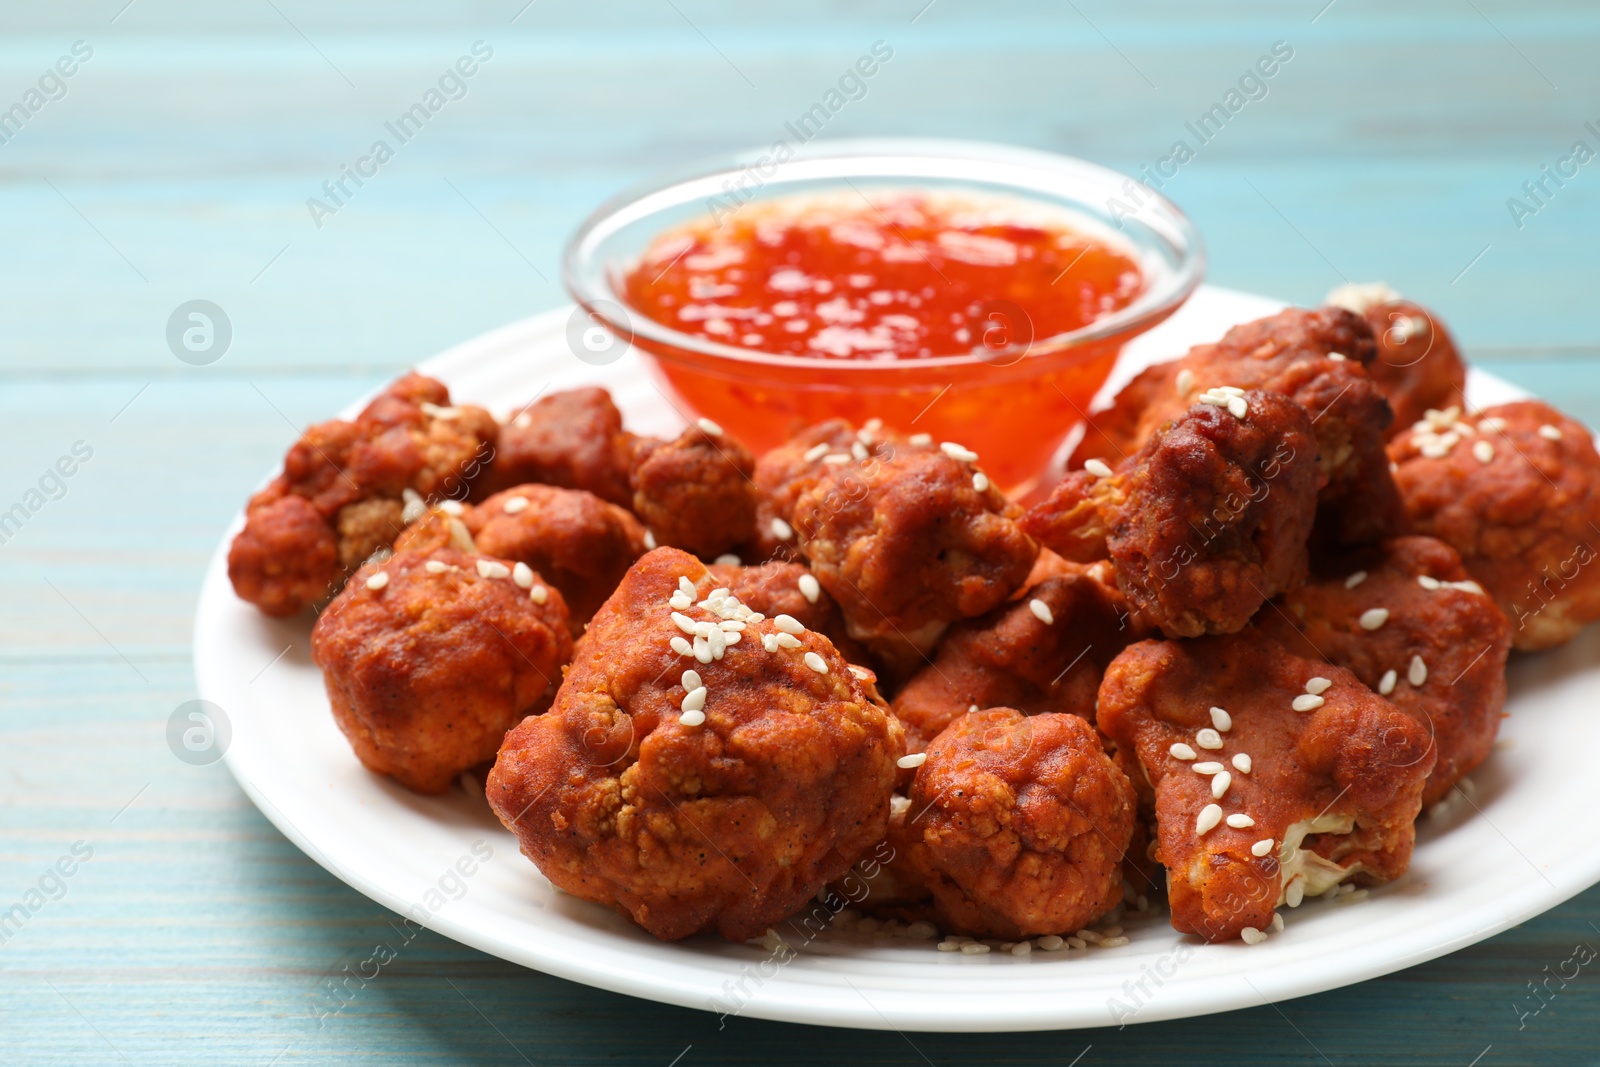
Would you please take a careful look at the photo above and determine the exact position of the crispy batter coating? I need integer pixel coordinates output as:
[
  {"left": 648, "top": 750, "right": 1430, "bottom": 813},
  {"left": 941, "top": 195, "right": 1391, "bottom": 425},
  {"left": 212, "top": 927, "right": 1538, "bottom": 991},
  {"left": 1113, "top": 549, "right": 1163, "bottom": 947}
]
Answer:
[
  {"left": 629, "top": 424, "right": 759, "bottom": 560},
  {"left": 892, "top": 562, "right": 1149, "bottom": 752},
  {"left": 228, "top": 373, "right": 496, "bottom": 616},
  {"left": 1327, "top": 289, "right": 1467, "bottom": 435},
  {"left": 896, "top": 709, "right": 1134, "bottom": 938},
  {"left": 1099, "top": 634, "right": 1434, "bottom": 942},
  {"left": 468, "top": 484, "right": 648, "bottom": 634},
  {"left": 1255, "top": 536, "right": 1509, "bottom": 805},
  {"left": 1071, "top": 307, "right": 1403, "bottom": 546},
  {"left": 706, "top": 560, "right": 872, "bottom": 667},
  {"left": 1390, "top": 400, "right": 1600, "bottom": 650},
  {"left": 486, "top": 547, "right": 903, "bottom": 942},
  {"left": 476, "top": 387, "right": 639, "bottom": 505},
  {"left": 749, "top": 419, "right": 862, "bottom": 563},
  {"left": 311, "top": 546, "right": 573, "bottom": 795},
  {"left": 1027, "top": 391, "right": 1322, "bottom": 638},
  {"left": 789, "top": 438, "right": 1038, "bottom": 676}
]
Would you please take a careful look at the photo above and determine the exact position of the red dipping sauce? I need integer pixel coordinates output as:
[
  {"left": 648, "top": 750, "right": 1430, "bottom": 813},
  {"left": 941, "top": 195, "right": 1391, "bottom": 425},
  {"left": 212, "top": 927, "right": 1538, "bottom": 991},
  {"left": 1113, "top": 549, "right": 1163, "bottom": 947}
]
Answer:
[{"left": 616, "top": 191, "right": 1157, "bottom": 493}]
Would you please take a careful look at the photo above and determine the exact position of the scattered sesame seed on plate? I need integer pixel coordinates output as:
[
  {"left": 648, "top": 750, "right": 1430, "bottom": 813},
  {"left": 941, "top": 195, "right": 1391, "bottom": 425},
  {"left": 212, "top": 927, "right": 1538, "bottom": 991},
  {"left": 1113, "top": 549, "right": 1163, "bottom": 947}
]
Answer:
[
  {"left": 1226, "top": 813, "right": 1255, "bottom": 829},
  {"left": 424, "top": 560, "right": 448, "bottom": 574},
  {"left": 1170, "top": 743, "right": 1197, "bottom": 760},
  {"left": 1540, "top": 424, "right": 1563, "bottom": 440},
  {"left": 798, "top": 574, "right": 821, "bottom": 603},
  {"left": 1196, "top": 804, "right": 1223, "bottom": 835},
  {"left": 679, "top": 709, "right": 706, "bottom": 727},
  {"left": 1210, "top": 706, "right": 1232, "bottom": 731},
  {"left": 1232, "top": 753, "right": 1252, "bottom": 774},
  {"left": 804, "top": 651, "right": 829, "bottom": 674},
  {"left": 1305, "top": 677, "right": 1332, "bottom": 695},
  {"left": 476, "top": 560, "right": 510, "bottom": 580},
  {"left": 1345, "top": 570, "right": 1368, "bottom": 589},
  {"left": 1292, "top": 694, "right": 1324, "bottom": 712},
  {"left": 503, "top": 496, "right": 529, "bottom": 514},
  {"left": 1359, "top": 607, "right": 1390, "bottom": 630},
  {"left": 1409, "top": 655, "right": 1428, "bottom": 686},
  {"left": 365, "top": 571, "right": 389, "bottom": 590},
  {"left": 897, "top": 752, "right": 927, "bottom": 769},
  {"left": 529, "top": 585, "right": 548, "bottom": 605},
  {"left": 1028, "top": 598, "right": 1054, "bottom": 625},
  {"left": 1271, "top": 912, "right": 1285, "bottom": 933},
  {"left": 1252, "top": 838, "right": 1275, "bottom": 857},
  {"left": 1286, "top": 879, "right": 1306, "bottom": 908},
  {"left": 512, "top": 562, "right": 534, "bottom": 589},
  {"left": 1084, "top": 458, "right": 1114, "bottom": 478},
  {"left": 959, "top": 943, "right": 990, "bottom": 955},
  {"left": 1195, "top": 728, "right": 1224, "bottom": 750},
  {"left": 1378, "top": 669, "right": 1398, "bottom": 695},
  {"left": 697, "top": 417, "right": 723, "bottom": 436},
  {"left": 771, "top": 517, "right": 794, "bottom": 541},
  {"left": 1240, "top": 927, "right": 1268, "bottom": 945}
]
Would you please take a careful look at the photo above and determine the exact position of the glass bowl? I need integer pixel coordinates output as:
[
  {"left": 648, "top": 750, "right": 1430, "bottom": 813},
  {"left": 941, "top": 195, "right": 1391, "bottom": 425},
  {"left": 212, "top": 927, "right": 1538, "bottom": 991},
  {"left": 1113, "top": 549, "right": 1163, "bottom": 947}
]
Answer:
[{"left": 563, "top": 138, "right": 1205, "bottom": 494}]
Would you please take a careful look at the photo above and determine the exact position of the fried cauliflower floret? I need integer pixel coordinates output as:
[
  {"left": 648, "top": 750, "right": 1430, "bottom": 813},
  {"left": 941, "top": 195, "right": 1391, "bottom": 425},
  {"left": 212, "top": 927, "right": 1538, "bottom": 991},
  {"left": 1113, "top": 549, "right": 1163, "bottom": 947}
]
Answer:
[
  {"left": 1098, "top": 634, "right": 1434, "bottom": 942},
  {"left": 749, "top": 419, "right": 866, "bottom": 563},
  {"left": 1027, "top": 391, "right": 1322, "bottom": 638},
  {"left": 468, "top": 484, "right": 647, "bottom": 634},
  {"left": 892, "top": 563, "right": 1149, "bottom": 752},
  {"left": 1326, "top": 285, "right": 1467, "bottom": 434},
  {"left": 228, "top": 373, "right": 496, "bottom": 616},
  {"left": 311, "top": 546, "right": 573, "bottom": 795},
  {"left": 486, "top": 547, "right": 903, "bottom": 942},
  {"left": 706, "top": 560, "right": 871, "bottom": 667},
  {"left": 1255, "top": 536, "right": 1509, "bottom": 805},
  {"left": 475, "top": 387, "right": 639, "bottom": 505},
  {"left": 790, "top": 440, "right": 1038, "bottom": 676},
  {"left": 1071, "top": 307, "right": 1403, "bottom": 546},
  {"left": 895, "top": 709, "right": 1135, "bottom": 939},
  {"left": 628, "top": 422, "right": 759, "bottom": 560},
  {"left": 1390, "top": 400, "right": 1600, "bottom": 650}
]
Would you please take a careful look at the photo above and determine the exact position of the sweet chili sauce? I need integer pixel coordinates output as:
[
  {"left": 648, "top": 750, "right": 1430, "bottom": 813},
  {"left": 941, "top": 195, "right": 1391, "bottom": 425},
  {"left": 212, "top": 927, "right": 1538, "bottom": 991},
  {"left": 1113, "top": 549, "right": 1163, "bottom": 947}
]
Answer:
[{"left": 621, "top": 192, "right": 1147, "bottom": 493}]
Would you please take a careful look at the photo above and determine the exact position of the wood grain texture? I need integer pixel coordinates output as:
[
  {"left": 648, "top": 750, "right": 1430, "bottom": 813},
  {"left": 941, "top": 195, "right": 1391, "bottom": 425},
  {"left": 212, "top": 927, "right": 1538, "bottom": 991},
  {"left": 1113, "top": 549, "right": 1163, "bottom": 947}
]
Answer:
[{"left": 1, "top": 1, "right": 1598, "bottom": 1063}]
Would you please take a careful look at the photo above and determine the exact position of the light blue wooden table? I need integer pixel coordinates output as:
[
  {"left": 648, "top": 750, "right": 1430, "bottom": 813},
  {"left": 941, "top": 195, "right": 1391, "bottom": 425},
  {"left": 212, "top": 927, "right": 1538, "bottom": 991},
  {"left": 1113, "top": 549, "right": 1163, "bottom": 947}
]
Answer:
[{"left": 4, "top": 1, "right": 1598, "bottom": 1063}]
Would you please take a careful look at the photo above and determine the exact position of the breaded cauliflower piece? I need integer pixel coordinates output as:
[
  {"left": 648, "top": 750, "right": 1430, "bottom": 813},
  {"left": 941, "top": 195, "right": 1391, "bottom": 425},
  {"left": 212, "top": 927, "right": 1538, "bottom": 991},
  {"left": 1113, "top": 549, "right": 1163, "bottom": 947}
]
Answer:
[
  {"left": 896, "top": 709, "right": 1135, "bottom": 939},
  {"left": 629, "top": 421, "right": 759, "bottom": 560},
  {"left": 475, "top": 386, "right": 639, "bottom": 505},
  {"left": 1098, "top": 633, "right": 1434, "bottom": 942},
  {"left": 1255, "top": 536, "right": 1510, "bottom": 805},
  {"left": 311, "top": 545, "right": 573, "bottom": 795},
  {"left": 468, "top": 484, "right": 648, "bottom": 634},
  {"left": 1325, "top": 285, "right": 1467, "bottom": 435},
  {"left": 1390, "top": 400, "right": 1600, "bottom": 650},
  {"left": 486, "top": 547, "right": 903, "bottom": 942},
  {"left": 228, "top": 373, "right": 496, "bottom": 616},
  {"left": 1071, "top": 307, "right": 1404, "bottom": 546},
  {"left": 892, "top": 562, "right": 1149, "bottom": 752},
  {"left": 1026, "top": 390, "right": 1322, "bottom": 638}
]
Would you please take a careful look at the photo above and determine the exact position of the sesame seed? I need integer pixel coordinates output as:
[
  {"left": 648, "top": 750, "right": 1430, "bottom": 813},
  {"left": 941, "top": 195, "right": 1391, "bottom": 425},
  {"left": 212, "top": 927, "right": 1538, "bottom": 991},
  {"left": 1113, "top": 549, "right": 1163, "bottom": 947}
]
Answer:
[
  {"left": 771, "top": 517, "right": 794, "bottom": 541},
  {"left": 1227, "top": 396, "right": 1249, "bottom": 419},
  {"left": 1028, "top": 598, "right": 1054, "bottom": 625},
  {"left": 693, "top": 636, "right": 712, "bottom": 663},
  {"left": 512, "top": 562, "right": 534, "bottom": 589},
  {"left": 682, "top": 686, "right": 707, "bottom": 712},
  {"left": 681, "top": 669, "right": 702, "bottom": 690},
  {"left": 897, "top": 752, "right": 927, "bottom": 769},
  {"left": 669, "top": 594, "right": 693, "bottom": 610},
  {"left": 848, "top": 665, "right": 871, "bottom": 679},
  {"left": 724, "top": 631, "right": 741, "bottom": 646},
  {"left": 1227, "top": 813, "right": 1255, "bottom": 829},
  {"left": 890, "top": 795, "right": 911, "bottom": 816},
  {"left": 802, "top": 442, "right": 831, "bottom": 462},
  {"left": 1480, "top": 416, "right": 1507, "bottom": 432},
  {"left": 1211, "top": 771, "right": 1232, "bottom": 799},
  {"left": 1240, "top": 927, "right": 1267, "bottom": 945},
  {"left": 940, "top": 442, "right": 979, "bottom": 463},
  {"left": 678, "top": 576, "right": 696, "bottom": 596},
  {"left": 679, "top": 708, "right": 706, "bottom": 727},
  {"left": 1037, "top": 934, "right": 1066, "bottom": 951},
  {"left": 708, "top": 628, "right": 727, "bottom": 659},
  {"left": 1197, "top": 392, "right": 1226, "bottom": 406},
  {"left": 365, "top": 571, "right": 390, "bottom": 590},
  {"left": 823, "top": 454, "right": 850, "bottom": 465},
  {"left": 804, "top": 651, "right": 828, "bottom": 674},
  {"left": 851, "top": 441, "right": 870, "bottom": 461},
  {"left": 1175, "top": 368, "right": 1195, "bottom": 396},
  {"left": 967, "top": 705, "right": 979, "bottom": 714},
  {"left": 972, "top": 472, "right": 990, "bottom": 492},
  {"left": 1305, "top": 677, "right": 1332, "bottom": 696},
  {"left": 1328, "top": 352, "right": 1347, "bottom": 362},
  {"left": 959, "top": 943, "right": 990, "bottom": 955},
  {"left": 401, "top": 489, "right": 426, "bottom": 524},
  {"left": 909, "top": 433, "right": 933, "bottom": 447},
  {"left": 1473, "top": 440, "right": 1495, "bottom": 464},
  {"left": 424, "top": 560, "right": 448, "bottom": 574},
  {"left": 503, "top": 496, "right": 530, "bottom": 515},
  {"left": 775, "top": 614, "right": 805, "bottom": 634},
  {"left": 1417, "top": 575, "right": 1442, "bottom": 590},
  {"left": 476, "top": 560, "right": 510, "bottom": 580},
  {"left": 643, "top": 529, "right": 657, "bottom": 550},
  {"left": 774, "top": 632, "right": 802, "bottom": 649},
  {"left": 1409, "top": 655, "right": 1428, "bottom": 686},
  {"left": 1232, "top": 753, "right": 1252, "bottom": 774},
  {"left": 1210, "top": 706, "right": 1232, "bottom": 732},
  {"left": 1084, "top": 458, "right": 1114, "bottom": 478},
  {"left": 1193, "top": 761, "right": 1225, "bottom": 775},
  {"left": 1196, "top": 804, "right": 1223, "bottom": 835},
  {"left": 530, "top": 585, "right": 548, "bottom": 605},
  {"left": 1271, "top": 912, "right": 1285, "bottom": 933},
  {"left": 1285, "top": 878, "right": 1306, "bottom": 909},
  {"left": 1359, "top": 608, "right": 1390, "bottom": 630},
  {"left": 1450, "top": 579, "right": 1485, "bottom": 594},
  {"left": 697, "top": 417, "right": 723, "bottom": 436},
  {"left": 1540, "top": 424, "right": 1563, "bottom": 441},
  {"left": 1170, "top": 743, "right": 1197, "bottom": 761},
  {"left": 1292, "top": 694, "right": 1324, "bottom": 712},
  {"left": 798, "top": 574, "right": 821, "bottom": 603},
  {"left": 439, "top": 499, "right": 465, "bottom": 516},
  {"left": 761, "top": 634, "right": 778, "bottom": 652},
  {"left": 1345, "top": 570, "right": 1368, "bottom": 589},
  {"left": 714, "top": 554, "right": 741, "bottom": 567},
  {"left": 420, "top": 402, "right": 461, "bottom": 420},
  {"left": 1252, "top": 838, "right": 1274, "bottom": 857},
  {"left": 671, "top": 612, "right": 697, "bottom": 634},
  {"left": 1010, "top": 942, "right": 1032, "bottom": 956},
  {"left": 1378, "top": 669, "right": 1398, "bottom": 695},
  {"left": 719, "top": 619, "right": 745, "bottom": 632},
  {"left": 671, "top": 636, "right": 692, "bottom": 656},
  {"left": 1195, "top": 728, "right": 1224, "bottom": 750},
  {"left": 936, "top": 941, "right": 960, "bottom": 953}
]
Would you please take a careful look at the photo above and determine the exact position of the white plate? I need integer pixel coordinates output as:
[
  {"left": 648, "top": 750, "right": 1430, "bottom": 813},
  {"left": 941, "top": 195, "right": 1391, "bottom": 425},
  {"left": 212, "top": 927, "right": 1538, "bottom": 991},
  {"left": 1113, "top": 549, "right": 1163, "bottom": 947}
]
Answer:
[{"left": 195, "top": 285, "right": 1600, "bottom": 1033}]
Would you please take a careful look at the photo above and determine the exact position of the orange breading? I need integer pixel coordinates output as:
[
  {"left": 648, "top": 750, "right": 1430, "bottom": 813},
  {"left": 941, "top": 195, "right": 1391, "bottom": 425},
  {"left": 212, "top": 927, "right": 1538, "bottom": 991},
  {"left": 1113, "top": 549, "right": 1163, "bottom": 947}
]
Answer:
[
  {"left": 475, "top": 386, "right": 639, "bottom": 505},
  {"left": 629, "top": 423, "right": 760, "bottom": 559}
]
